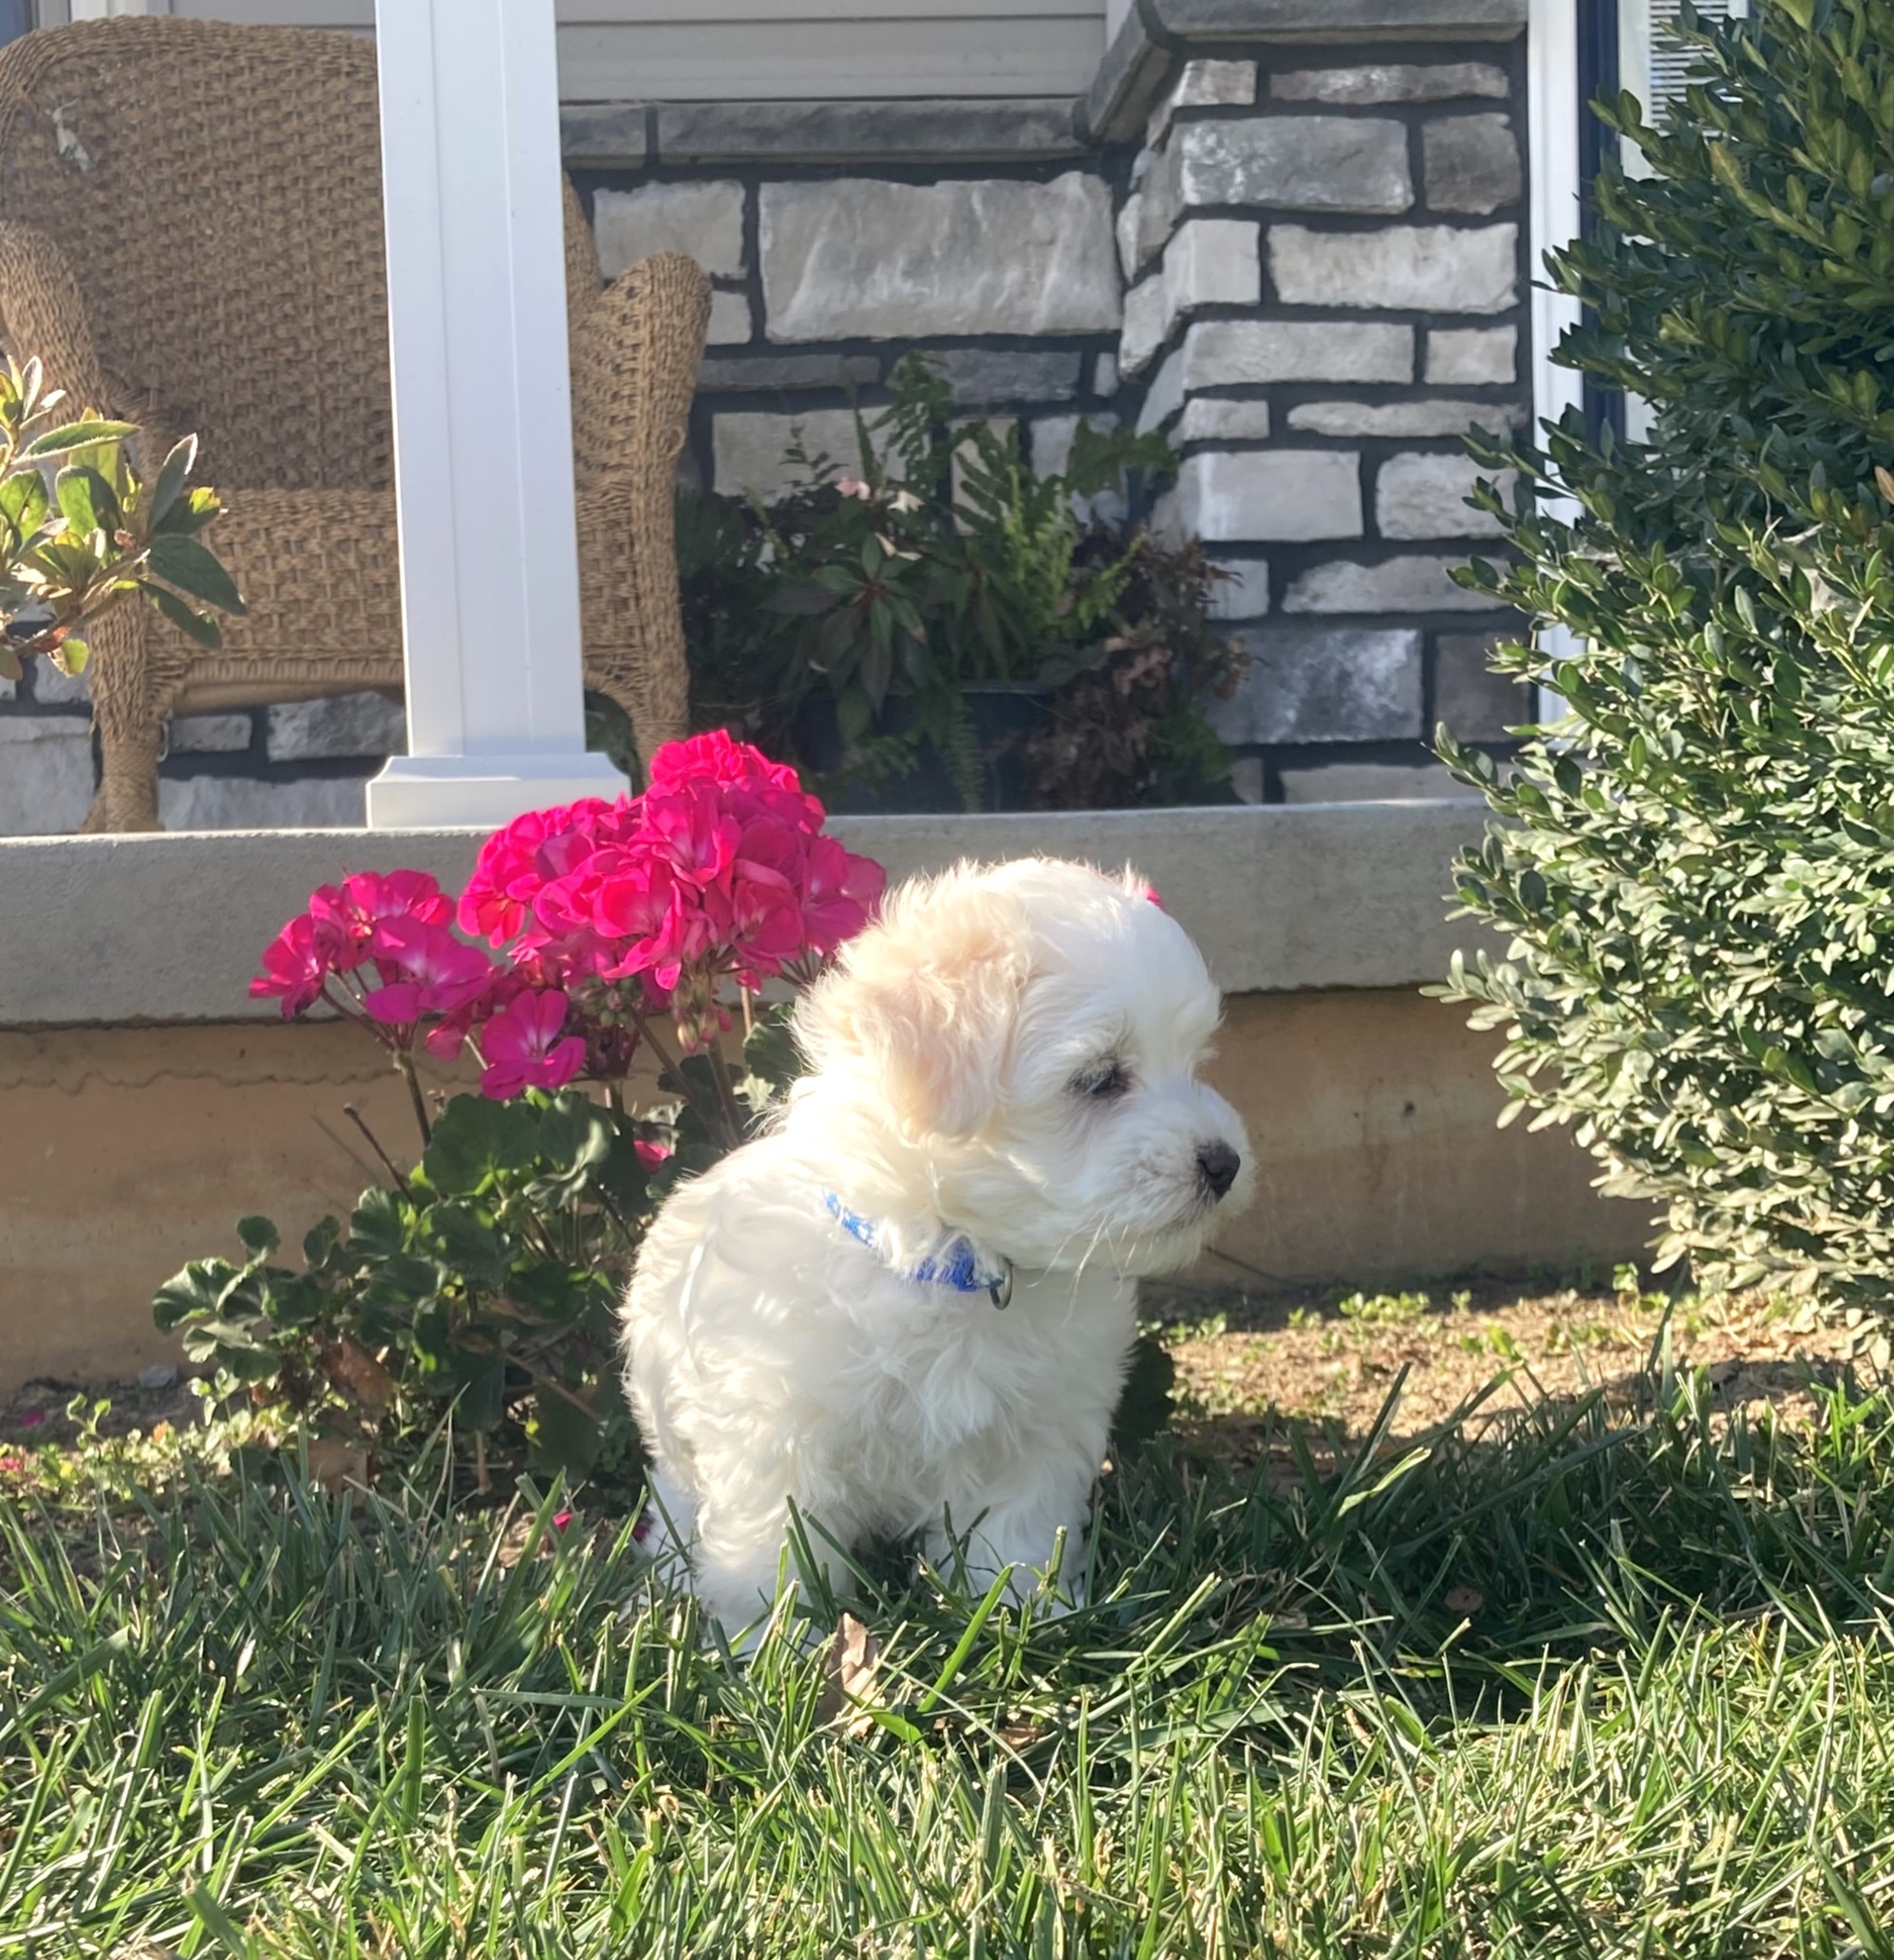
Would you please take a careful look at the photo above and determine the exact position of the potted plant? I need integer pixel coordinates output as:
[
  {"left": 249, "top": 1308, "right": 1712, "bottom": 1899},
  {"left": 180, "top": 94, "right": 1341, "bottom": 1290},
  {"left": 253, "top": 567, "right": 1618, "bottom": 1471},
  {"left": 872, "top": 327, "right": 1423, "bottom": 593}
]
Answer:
[{"left": 682, "top": 356, "right": 1245, "bottom": 813}]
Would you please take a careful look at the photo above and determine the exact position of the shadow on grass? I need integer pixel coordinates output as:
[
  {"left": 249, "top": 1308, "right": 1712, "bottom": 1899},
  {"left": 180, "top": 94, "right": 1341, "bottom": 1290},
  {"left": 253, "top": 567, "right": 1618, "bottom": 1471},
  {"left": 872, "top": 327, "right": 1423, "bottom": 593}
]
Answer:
[{"left": 1102, "top": 1350, "right": 1894, "bottom": 1694}]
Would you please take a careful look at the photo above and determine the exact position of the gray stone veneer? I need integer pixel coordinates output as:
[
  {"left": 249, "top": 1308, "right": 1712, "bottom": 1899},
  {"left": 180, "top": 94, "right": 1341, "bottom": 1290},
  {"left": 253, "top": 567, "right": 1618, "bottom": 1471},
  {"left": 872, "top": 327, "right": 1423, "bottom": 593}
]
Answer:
[{"left": 1111, "top": 22, "right": 1534, "bottom": 800}]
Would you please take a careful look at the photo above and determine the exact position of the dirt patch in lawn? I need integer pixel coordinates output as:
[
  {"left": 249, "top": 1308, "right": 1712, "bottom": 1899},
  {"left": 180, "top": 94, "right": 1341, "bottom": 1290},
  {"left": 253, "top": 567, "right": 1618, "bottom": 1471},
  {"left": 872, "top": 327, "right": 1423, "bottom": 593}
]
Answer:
[
  {"left": 0, "top": 1366, "right": 202, "bottom": 1455},
  {"left": 1145, "top": 1271, "right": 1879, "bottom": 1468}
]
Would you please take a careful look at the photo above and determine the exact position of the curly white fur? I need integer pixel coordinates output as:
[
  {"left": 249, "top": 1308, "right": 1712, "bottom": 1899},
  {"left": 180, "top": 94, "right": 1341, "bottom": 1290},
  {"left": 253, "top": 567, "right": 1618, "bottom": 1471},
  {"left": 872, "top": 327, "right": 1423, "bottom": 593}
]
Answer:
[{"left": 618, "top": 856, "right": 1252, "bottom": 1636}]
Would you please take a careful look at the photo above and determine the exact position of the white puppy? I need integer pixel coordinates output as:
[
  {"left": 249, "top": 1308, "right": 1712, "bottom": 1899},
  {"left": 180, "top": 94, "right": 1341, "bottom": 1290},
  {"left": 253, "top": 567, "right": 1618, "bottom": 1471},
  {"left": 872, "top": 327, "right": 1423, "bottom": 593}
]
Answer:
[{"left": 618, "top": 856, "right": 1251, "bottom": 1636}]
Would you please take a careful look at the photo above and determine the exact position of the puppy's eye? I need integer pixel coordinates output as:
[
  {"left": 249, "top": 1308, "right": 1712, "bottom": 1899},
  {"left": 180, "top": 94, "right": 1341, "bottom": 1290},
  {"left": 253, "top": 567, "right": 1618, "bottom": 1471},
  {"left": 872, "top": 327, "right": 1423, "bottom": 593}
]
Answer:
[{"left": 1071, "top": 1057, "right": 1131, "bottom": 1100}]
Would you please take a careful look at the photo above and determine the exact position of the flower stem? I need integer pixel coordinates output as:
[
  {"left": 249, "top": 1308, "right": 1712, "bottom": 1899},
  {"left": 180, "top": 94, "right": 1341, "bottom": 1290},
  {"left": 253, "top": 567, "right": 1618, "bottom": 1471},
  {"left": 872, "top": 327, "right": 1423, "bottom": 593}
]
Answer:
[
  {"left": 628, "top": 1006, "right": 685, "bottom": 1095},
  {"left": 630, "top": 1006, "right": 742, "bottom": 1149},
  {"left": 508, "top": 1349, "right": 604, "bottom": 1422},
  {"left": 631, "top": 1018, "right": 682, "bottom": 1097},
  {"left": 396, "top": 1050, "right": 432, "bottom": 1149},
  {"left": 706, "top": 1031, "right": 747, "bottom": 1149},
  {"left": 342, "top": 1104, "right": 410, "bottom": 1196}
]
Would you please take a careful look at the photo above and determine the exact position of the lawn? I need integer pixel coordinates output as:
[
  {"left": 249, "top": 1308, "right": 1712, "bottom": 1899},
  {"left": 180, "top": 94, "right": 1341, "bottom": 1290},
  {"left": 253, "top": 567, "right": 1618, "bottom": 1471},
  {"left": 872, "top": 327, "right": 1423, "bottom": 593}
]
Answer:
[{"left": 6, "top": 1283, "right": 1894, "bottom": 1957}]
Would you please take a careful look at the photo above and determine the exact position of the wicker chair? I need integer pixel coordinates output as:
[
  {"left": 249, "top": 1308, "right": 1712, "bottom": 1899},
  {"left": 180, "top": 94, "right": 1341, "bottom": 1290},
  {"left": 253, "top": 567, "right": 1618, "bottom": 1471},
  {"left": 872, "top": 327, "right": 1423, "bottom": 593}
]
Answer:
[{"left": 0, "top": 17, "right": 709, "bottom": 831}]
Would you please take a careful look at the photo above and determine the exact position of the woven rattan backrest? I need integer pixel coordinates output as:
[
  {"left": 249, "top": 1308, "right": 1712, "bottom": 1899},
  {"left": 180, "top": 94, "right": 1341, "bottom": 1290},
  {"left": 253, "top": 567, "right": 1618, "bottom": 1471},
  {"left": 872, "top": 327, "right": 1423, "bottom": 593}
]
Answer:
[{"left": 0, "top": 18, "right": 599, "bottom": 493}]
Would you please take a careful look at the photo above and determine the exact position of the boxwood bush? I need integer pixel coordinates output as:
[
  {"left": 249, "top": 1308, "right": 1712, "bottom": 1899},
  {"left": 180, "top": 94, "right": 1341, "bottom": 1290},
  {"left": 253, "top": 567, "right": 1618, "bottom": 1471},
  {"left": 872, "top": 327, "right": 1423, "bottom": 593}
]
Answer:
[{"left": 1437, "top": 0, "right": 1894, "bottom": 1306}]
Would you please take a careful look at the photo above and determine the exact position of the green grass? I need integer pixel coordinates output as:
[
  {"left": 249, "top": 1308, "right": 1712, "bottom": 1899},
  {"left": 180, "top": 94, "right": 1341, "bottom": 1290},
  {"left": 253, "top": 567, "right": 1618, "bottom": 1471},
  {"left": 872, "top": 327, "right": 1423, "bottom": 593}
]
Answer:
[{"left": 9, "top": 1358, "right": 1894, "bottom": 1957}]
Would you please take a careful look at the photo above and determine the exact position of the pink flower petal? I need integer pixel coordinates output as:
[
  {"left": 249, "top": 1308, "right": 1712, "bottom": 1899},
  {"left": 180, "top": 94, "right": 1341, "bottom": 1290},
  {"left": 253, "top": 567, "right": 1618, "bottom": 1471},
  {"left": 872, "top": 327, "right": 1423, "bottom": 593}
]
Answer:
[
  {"left": 364, "top": 982, "right": 423, "bottom": 1025},
  {"left": 251, "top": 913, "right": 331, "bottom": 1017}
]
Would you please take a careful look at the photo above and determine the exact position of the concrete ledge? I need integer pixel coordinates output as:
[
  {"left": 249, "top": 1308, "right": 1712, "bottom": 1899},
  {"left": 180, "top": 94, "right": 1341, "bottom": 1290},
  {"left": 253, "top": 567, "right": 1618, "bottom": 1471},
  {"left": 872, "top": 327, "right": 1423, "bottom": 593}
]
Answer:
[
  {"left": 0, "top": 802, "right": 1494, "bottom": 1028},
  {"left": 560, "top": 103, "right": 650, "bottom": 169},
  {"left": 1082, "top": 0, "right": 1527, "bottom": 142},
  {"left": 1154, "top": 0, "right": 1526, "bottom": 32},
  {"left": 0, "top": 799, "right": 1651, "bottom": 1391}
]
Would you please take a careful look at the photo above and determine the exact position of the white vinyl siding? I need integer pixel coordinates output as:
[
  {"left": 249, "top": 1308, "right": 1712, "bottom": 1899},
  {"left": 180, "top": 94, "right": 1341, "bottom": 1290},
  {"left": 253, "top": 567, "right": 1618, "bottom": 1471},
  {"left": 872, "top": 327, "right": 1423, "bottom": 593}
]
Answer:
[{"left": 42, "top": 0, "right": 1108, "bottom": 100}]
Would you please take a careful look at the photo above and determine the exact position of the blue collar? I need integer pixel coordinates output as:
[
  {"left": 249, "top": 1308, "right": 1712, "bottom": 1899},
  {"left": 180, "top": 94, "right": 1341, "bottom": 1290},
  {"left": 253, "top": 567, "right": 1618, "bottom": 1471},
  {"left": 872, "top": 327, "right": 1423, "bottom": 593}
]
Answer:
[{"left": 823, "top": 1192, "right": 1014, "bottom": 1308}]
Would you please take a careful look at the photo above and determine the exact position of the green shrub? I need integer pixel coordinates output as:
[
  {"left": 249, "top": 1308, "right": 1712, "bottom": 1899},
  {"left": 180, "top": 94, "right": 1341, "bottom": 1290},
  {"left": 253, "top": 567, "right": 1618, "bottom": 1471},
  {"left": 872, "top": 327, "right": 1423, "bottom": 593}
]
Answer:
[
  {"left": 684, "top": 354, "right": 1244, "bottom": 812},
  {"left": 1437, "top": 0, "right": 1894, "bottom": 1306}
]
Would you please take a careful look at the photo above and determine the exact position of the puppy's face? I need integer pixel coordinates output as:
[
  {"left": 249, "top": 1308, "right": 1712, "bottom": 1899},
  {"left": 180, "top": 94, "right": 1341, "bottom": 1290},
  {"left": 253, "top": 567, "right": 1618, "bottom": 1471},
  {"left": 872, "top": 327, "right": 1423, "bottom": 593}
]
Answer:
[{"left": 795, "top": 858, "right": 1252, "bottom": 1277}]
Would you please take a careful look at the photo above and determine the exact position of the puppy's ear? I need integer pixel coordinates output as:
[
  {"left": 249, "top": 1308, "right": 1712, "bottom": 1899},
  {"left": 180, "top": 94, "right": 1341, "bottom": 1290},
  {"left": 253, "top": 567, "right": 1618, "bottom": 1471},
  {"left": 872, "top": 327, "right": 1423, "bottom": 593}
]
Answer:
[{"left": 795, "top": 866, "right": 1030, "bottom": 1138}]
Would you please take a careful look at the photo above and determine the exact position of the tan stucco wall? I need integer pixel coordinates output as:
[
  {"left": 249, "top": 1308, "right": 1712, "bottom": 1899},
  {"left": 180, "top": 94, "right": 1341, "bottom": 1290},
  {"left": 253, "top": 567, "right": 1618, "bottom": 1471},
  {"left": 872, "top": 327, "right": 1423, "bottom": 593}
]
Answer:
[
  {"left": 0, "top": 990, "right": 1652, "bottom": 1392},
  {"left": 0, "top": 1020, "right": 444, "bottom": 1390},
  {"left": 1209, "top": 990, "right": 1649, "bottom": 1285}
]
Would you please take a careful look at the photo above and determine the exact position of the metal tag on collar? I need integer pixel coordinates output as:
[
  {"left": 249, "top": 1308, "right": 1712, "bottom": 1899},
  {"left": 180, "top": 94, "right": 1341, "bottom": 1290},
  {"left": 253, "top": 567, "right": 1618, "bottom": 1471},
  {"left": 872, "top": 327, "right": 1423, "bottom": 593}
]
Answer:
[{"left": 988, "top": 1264, "right": 1014, "bottom": 1311}]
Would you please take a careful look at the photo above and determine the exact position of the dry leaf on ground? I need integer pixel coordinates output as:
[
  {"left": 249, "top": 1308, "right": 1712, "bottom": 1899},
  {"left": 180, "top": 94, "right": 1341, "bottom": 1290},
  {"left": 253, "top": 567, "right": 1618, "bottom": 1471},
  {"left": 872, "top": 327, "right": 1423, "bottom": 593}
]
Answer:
[
  {"left": 816, "top": 1613, "right": 882, "bottom": 1739},
  {"left": 304, "top": 1438, "right": 372, "bottom": 1495},
  {"left": 320, "top": 1336, "right": 394, "bottom": 1414}
]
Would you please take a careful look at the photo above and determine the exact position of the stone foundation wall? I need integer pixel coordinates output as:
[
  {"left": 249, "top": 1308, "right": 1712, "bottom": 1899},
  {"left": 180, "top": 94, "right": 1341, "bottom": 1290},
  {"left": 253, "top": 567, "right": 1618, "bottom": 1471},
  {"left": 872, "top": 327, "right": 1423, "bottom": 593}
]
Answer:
[
  {"left": 0, "top": 99, "right": 1127, "bottom": 836},
  {"left": 0, "top": 665, "right": 403, "bottom": 835}
]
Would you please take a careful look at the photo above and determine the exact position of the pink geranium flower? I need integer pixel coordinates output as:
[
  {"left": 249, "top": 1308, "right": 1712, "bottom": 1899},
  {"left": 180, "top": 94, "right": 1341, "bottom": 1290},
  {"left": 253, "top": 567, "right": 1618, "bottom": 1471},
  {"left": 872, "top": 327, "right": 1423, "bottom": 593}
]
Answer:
[
  {"left": 424, "top": 966, "right": 527, "bottom": 1062},
  {"left": 799, "top": 833, "right": 887, "bottom": 958},
  {"left": 511, "top": 927, "right": 625, "bottom": 995},
  {"left": 647, "top": 729, "right": 799, "bottom": 795},
  {"left": 251, "top": 913, "right": 331, "bottom": 1017},
  {"left": 312, "top": 870, "right": 455, "bottom": 969},
  {"left": 591, "top": 854, "right": 677, "bottom": 946},
  {"left": 362, "top": 916, "right": 497, "bottom": 1027},
  {"left": 253, "top": 870, "right": 468, "bottom": 1017},
  {"left": 459, "top": 799, "right": 622, "bottom": 946},
  {"left": 645, "top": 784, "right": 741, "bottom": 887},
  {"left": 478, "top": 990, "right": 588, "bottom": 1100},
  {"left": 250, "top": 731, "right": 889, "bottom": 1097}
]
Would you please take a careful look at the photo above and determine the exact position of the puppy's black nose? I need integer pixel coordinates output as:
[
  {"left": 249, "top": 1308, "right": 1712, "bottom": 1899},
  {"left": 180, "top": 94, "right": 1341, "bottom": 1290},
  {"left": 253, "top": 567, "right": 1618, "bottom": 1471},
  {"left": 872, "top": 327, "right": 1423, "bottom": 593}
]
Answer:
[{"left": 1196, "top": 1141, "right": 1241, "bottom": 1201}]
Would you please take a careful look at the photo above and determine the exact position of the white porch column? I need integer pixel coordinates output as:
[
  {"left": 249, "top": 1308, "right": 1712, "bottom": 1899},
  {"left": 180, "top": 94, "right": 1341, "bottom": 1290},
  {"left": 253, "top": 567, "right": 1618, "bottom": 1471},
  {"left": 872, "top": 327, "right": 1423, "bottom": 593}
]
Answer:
[{"left": 366, "top": 0, "right": 628, "bottom": 830}]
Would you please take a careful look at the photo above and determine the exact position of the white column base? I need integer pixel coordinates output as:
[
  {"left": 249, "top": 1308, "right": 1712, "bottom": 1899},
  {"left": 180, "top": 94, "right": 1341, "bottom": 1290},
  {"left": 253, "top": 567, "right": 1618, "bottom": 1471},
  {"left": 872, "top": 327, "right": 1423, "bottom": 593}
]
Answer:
[{"left": 365, "top": 752, "right": 629, "bottom": 831}]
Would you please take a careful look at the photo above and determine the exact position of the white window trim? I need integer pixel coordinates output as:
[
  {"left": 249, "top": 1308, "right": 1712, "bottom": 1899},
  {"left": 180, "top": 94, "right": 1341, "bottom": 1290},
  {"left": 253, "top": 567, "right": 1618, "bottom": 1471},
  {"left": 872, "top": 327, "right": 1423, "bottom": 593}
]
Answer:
[
  {"left": 1527, "top": 0, "right": 1750, "bottom": 714},
  {"left": 1528, "top": 0, "right": 1586, "bottom": 450},
  {"left": 1527, "top": 0, "right": 1585, "bottom": 707}
]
